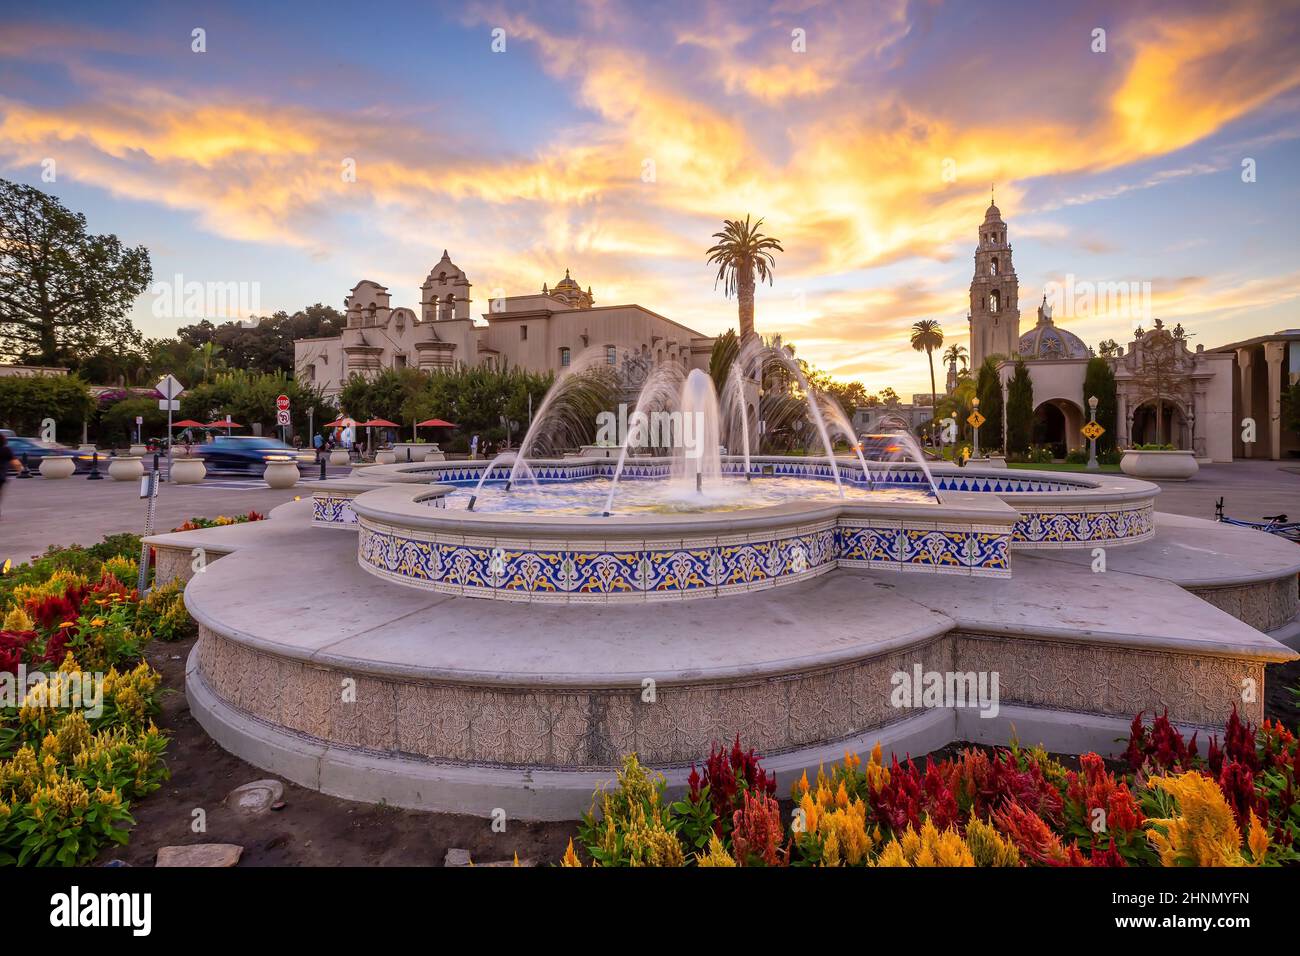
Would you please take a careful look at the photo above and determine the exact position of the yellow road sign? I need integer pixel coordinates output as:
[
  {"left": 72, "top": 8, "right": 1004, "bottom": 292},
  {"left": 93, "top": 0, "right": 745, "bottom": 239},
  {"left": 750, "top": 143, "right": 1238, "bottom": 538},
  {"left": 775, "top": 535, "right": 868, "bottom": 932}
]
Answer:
[
  {"left": 967, "top": 410, "right": 986, "bottom": 429},
  {"left": 1081, "top": 421, "right": 1105, "bottom": 441}
]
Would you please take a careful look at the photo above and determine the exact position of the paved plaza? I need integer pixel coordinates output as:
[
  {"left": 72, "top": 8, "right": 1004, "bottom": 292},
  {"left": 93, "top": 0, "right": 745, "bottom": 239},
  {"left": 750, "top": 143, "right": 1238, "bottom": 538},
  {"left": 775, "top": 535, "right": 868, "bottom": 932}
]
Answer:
[{"left": 0, "top": 466, "right": 353, "bottom": 565}]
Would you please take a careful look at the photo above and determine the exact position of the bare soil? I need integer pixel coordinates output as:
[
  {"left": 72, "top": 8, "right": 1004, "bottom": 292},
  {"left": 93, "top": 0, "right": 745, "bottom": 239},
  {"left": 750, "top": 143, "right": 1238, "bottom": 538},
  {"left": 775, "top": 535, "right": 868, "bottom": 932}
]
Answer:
[{"left": 95, "top": 633, "right": 575, "bottom": 867}]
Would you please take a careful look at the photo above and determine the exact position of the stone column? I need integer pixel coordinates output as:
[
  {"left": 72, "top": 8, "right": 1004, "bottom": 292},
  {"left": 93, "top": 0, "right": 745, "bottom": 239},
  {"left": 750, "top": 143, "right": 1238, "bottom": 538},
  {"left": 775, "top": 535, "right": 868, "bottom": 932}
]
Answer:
[
  {"left": 1192, "top": 387, "right": 1207, "bottom": 459},
  {"left": 1264, "top": 340, "right": 1285, "bottom": 461},
  {"left": 1115, "top": 391, "right": 1128, "bottom": 449},
  {"left": 1236, "top": 347, "right": 1254, "bottom": 458}
]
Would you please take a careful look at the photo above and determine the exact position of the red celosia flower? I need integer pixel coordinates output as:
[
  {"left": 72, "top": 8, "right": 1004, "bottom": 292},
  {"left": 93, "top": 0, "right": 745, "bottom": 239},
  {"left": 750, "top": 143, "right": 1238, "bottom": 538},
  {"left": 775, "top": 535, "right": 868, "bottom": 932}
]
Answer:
[
  {"left": 1065, "top": 752, "right": 1143, "bottom": 834},
  {"left": 731, "top": 789, "right": 786, "bottom": 866},
  {"left": 990, "top": 800, "right": 1070, "bottom": 866},
  {"left": 1222, "top": 705, "right": 1260, "bottom": 772},
  {"left": 692, "top": 734, "right": 775, "bottom": 837}
]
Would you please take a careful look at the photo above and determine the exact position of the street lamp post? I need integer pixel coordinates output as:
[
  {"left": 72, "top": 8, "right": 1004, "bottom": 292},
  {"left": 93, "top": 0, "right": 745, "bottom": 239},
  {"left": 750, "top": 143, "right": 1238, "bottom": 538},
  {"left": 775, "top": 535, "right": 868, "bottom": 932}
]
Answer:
[
  {"left": 972, "top": 396, "right": 981, "bottom": 460},
  {"left": 1000, "top": 367, "right": 1010, "bottom": 457},
  {"left": 1086, "top": 394, "right": 1100, "bottom": 471}
]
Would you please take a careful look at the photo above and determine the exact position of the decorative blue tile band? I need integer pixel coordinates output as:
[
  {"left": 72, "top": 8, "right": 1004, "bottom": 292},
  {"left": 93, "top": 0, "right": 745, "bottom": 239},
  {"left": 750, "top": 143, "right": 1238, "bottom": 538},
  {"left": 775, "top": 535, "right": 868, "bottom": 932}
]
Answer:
[
  {"left": 312, "top": 495, "right": 358, "bottom": 525},
  {"left": 356, "top": 512, "right": 1013, "bottom": 602}
]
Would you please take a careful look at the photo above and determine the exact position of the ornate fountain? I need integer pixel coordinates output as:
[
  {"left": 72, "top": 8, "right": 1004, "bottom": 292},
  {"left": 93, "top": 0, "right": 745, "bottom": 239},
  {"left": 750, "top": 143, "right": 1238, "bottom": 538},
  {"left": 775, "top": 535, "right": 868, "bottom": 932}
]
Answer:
[{"left": 148, "top": 346, "right": 1299, "bottom": 818}]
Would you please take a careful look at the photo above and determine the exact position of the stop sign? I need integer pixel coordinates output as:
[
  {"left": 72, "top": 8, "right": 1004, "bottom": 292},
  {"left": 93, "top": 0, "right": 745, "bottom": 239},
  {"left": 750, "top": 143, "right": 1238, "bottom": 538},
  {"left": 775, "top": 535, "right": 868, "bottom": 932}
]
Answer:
[{"left": 276, "top": 394, "right": 290, "bottom": 411}]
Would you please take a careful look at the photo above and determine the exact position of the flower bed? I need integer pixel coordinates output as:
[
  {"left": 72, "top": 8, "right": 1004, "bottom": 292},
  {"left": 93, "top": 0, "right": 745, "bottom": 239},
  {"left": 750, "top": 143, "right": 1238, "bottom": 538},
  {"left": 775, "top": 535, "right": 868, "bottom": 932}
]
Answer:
[
  {"left": 0, "top": 535, "right": 194, "bottom": 866},
  {"left": 171, "top": 510, "right": 265, "bottom": 532},
  {"left": 562, "top": 712, "right": 1297, "bottom": 867}
]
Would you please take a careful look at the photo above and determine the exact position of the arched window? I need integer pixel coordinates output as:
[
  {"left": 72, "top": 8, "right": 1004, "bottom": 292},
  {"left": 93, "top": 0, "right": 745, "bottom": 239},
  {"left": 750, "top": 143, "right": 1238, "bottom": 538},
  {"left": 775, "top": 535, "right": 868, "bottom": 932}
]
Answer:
[
  {"left": 990, "top": 290, "right": 1000, "bottom": 313},
  {"left": 990, "top": 256, "right": 999, "bottom": 276},
  {"left": 606, "top": 346, "right": 617, "bottom": 365},
  {"left": 560, "top": 347, "right": 570, "bottom": 368}
]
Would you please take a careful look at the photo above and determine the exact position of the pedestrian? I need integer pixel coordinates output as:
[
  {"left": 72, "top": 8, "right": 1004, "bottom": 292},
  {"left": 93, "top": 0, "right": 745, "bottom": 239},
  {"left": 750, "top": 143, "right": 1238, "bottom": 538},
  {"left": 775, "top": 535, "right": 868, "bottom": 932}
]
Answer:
[{"left": 0, "top": 433, "right": 21, "bottom": 519}]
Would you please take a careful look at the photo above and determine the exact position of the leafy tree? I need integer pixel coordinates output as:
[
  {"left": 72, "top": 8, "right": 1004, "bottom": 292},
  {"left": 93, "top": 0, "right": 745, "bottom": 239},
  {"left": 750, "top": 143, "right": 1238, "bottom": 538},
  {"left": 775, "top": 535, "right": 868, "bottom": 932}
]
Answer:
[
  {"left": 0, "top": 178, "right": 151, "bottom": 365},
  {"left": 706, "top": 216, "right": 783, "bottom": 341},
  {"left": 1284, "top": 380, "right": 1300, "bottom": 434},
  {"left": 1082, "top": 356, "right": 1118, "bottom": 454},
  {"left": 1005, "top": 359, "right": 1034, "bottom": 456},
  {"left": 176, "top": 304, "right": 344, "bottom": 375},
  {"left": 0, "top": 373, "right": 94, "bottom": 439},
  {"left": 179, "top": 370, "right": 334, "bottom": 441},
  {"left": 974, "top": 357, "right": 1004, "bottom": 452},
  {"left": 99, "top": 396, "right": 166, "bottom": 447},
  {"left": 708, "top": 329, "right": 739, "bottom": 395},
  {"left": 338, "top": 365, "right": 565, "bottom": 453}
]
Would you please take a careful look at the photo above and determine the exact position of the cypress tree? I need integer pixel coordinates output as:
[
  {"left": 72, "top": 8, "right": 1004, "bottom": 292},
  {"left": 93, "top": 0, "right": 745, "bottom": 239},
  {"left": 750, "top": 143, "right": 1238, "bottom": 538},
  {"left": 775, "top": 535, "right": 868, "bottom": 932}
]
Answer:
[
  {"left": 1082, "top": 356, "right": 1118, "bottom": 454},
  {"left": 974, "top": 357, "right": 1004, "bottom": 452},
  {"left": 1006, "top": 359, "right": 1034, "bottom": 457}
]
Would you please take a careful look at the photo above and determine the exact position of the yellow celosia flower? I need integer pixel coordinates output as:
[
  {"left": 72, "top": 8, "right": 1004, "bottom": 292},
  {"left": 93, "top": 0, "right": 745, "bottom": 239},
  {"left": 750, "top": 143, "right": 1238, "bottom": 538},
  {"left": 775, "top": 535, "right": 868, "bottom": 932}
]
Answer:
[
  {"left": 1145, "top": 772, "right": 1245, "bottom": 867},
  {"left": 873, "top": 820, "right": 975, "bottom": 867},
  {"left": 696, "top": 833, "right": 737, "bottom": 867},
  {"left": 560, "top": 837, "right": 582, "bottom": 867},
  {"left": 1246, "top": 811, "right": 1270, "bottom": 864},
  {"left": 964, "top": 818, "right": 1021, "bottom": 867},
  {"left": 2, "top": 604, "right": 33, "bottom": 631}
]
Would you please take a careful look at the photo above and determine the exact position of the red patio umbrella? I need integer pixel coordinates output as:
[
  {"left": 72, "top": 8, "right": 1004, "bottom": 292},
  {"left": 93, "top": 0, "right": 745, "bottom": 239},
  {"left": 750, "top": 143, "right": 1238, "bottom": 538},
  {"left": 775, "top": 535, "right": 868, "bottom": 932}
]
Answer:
[
  {"left": 414, "top": 418, "right": 458, "bottom": 428},
  {"left": 171, "top": 419, "right": 206, "bottom": 428},
  {"left": 358, "top": 418, "right": 399, "bottom": 452},
  {"left": 205, "top": 420, "right": 243, "bottom": 429},
  {"left": 323, "top": 417, "right": 356, "bottom": 428}
]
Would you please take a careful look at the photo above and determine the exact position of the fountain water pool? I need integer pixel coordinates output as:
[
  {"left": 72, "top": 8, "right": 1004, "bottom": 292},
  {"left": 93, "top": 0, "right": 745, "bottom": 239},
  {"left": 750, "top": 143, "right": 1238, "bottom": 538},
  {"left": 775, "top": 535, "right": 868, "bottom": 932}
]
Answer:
[{"left": 446, "top": 474, "right": 931, "bottom": 515}]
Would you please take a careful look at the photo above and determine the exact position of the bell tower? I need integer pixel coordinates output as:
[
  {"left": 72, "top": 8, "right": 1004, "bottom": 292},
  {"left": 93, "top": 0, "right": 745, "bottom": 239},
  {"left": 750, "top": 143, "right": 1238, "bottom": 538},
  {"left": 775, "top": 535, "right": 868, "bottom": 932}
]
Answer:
[{"left": 968, "top": 195, "right": 1020, "bottom": 368}]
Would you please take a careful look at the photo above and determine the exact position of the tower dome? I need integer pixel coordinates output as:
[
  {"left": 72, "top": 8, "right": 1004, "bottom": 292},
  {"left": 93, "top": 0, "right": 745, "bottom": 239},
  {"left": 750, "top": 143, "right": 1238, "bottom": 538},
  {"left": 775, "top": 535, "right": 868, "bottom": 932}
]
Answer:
[
  {"left": 547, "top": 268, "right": 593, "bottom": 308},
  {"left": 1017, "top": 296, "right": 1090, "bottom": 359}
]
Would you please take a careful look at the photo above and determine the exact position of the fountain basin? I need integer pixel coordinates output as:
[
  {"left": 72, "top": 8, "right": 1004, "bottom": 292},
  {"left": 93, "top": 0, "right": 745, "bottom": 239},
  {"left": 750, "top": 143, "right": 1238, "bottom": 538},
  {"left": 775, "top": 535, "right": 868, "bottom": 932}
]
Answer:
[
  {"left": 311, "top": 456, "right": 1158, "bottom": 601},
  {"left": 167, "top": 498, "right": 1297, "bottom": 819}
]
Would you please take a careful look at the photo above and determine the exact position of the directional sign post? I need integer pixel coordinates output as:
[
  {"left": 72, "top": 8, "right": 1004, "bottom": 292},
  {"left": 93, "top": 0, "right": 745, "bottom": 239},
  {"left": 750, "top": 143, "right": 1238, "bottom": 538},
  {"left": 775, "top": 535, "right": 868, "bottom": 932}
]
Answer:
[
  {"left": 1084, "top": 395, "right": 1105, "bottom": 471},
  {"left": 967, "top": 406, "right": 986, "bottom": 461},
  {"left": 156, "top": 374, "right": 185, "bottom": 479}
]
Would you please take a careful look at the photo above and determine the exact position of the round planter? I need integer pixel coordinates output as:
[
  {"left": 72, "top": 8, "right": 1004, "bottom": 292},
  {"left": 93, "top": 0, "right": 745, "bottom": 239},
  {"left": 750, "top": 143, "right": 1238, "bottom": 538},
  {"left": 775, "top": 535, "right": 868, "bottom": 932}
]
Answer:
[
  {"left": 129, "top": 443, "right": 148, "bottom": 456},
  {"left": 171, "top": 458, "right": 207, "bottom": 485},
  {"left": 375, "top": 450, "right": 397, "bottom": 465},
  {"left": 390, "top": 443, "right": 435, "bottom": 463},
  {"left": 108, "top": 456, "right": 144, "bottom": 482},
  {"left": 329, "top": 449, "right": 351, "bottom": 467},
  {"left": 263, "top": 459, "right": 300, "bottom": 489},
  {"left": 1120, "top": 449, "right": 1199, "bottom": 481},
  {"left": 38, "top": 456, "right": 75, "bottom": 479}
]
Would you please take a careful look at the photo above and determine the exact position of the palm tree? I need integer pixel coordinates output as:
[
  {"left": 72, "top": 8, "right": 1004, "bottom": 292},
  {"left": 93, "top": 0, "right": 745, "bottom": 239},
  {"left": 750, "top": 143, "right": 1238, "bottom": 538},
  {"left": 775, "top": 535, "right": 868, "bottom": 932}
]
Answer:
[
  {"left": 706, "top": 216, "right": 783, "bottom": 342},
  {"left": 190, "top": 341, "right": 224, "bottom": 384},
  {"left": 942, "top": 343, "right": 968, "bottom": 372},
  {"left": 910, "top": 319, "right": 944, "bottom": 447}
]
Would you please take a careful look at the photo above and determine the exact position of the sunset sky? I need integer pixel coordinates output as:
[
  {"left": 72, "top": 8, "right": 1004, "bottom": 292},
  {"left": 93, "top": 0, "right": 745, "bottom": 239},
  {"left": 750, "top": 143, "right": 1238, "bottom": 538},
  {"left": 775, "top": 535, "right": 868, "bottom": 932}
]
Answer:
[{"left": 2, "top": 0, "right": 1298, "bottom": 396}]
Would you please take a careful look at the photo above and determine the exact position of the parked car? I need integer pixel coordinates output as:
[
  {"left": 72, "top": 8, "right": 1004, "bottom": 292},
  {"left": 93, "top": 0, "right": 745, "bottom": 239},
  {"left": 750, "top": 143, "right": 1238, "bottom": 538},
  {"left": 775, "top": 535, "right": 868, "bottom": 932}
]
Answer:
[
  {"left": 0, "top": 433, "right": 97, "bottom": 473},
  {"left": 194, "top": 436, "right": 314, "bottom": 474}
]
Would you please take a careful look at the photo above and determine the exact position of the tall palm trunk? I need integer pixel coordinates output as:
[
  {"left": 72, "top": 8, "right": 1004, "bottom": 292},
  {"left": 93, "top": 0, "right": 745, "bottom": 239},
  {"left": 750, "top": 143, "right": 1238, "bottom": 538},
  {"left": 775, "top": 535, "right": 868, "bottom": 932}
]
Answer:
[
  {"left": 927, "top": 347, "right": 940, "bottom": 450},
  {"left": 738, "top": 264, "right": 755, "bottom": 341}
]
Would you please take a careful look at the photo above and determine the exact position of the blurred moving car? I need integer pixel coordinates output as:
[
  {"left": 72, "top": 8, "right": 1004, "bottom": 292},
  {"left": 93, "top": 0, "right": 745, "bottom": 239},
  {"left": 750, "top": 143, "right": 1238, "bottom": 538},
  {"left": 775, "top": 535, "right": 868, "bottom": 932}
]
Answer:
[
  {"left": 0, "top": 430, "right": 96, "bottom": 473},
  {"left": 193, "top": 435, "right": 314, "bottom": 474},
  {"left": 857, "top": 433, "right": 906, "bottom": 461}
]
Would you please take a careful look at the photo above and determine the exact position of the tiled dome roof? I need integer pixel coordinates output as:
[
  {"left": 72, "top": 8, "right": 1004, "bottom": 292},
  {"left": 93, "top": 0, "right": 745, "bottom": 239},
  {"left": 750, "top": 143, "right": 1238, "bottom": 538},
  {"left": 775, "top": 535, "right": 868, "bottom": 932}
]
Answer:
[{"left": 1018, "top": 303, "right": 1090, "bottom": 360}]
